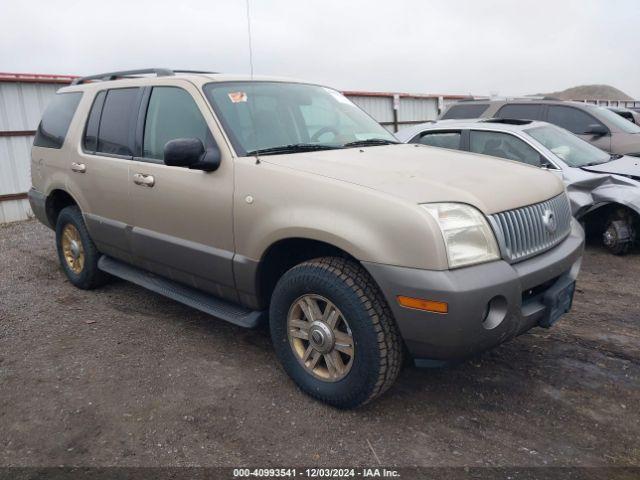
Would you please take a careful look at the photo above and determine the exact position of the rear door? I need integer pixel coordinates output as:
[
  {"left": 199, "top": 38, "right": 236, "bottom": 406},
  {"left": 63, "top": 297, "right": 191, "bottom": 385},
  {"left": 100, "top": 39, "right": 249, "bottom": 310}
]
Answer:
[
  {"left": 72, "top": 87, "right": 143, "bottom": 261},
  {"left": 129, "top": 83, "right": 237, "bottom": 301}
]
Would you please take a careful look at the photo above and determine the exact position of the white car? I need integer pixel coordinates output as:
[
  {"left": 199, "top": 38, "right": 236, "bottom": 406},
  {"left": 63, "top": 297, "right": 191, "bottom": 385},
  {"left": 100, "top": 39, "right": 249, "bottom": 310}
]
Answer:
[{"left": 397, "top": 119, "right": 640, "bottom": 254}]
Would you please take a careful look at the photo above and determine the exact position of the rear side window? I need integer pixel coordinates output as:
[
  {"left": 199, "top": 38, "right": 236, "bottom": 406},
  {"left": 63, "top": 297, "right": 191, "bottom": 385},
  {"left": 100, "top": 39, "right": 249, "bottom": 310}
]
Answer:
[
  {"left": 414, "top": 131, "right": 462, "bottom": 150},
  {"left": 470, "top": 130, "right": 542, "bottom": 167},
  {"left": 83, "top": 91, "right": 106, "bottom": 152},
  {"left": 143, "top": 87, "right": 213, "bottom": 160},
  {"left": 547, "top": 106, "right": 603, "bottom": 135},
  {"left": 96, "top": 88, "right": 140, "bottom": 156},
  {"left": 496, "top": 104, "right": 543, "bottom": 121},
  {"left": 441, "top": 104, "right": 489, "bottom": 119},
  {"left": 33, "top": 92, "right": 82, "bottom": 149}
]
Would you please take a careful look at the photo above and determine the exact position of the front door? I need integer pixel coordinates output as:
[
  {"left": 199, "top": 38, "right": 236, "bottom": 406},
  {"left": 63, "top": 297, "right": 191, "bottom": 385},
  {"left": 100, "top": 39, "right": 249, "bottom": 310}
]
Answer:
[
  {"left": 129, "top": 84, "right": 237, "bottom": 301},
  {"left": 546, "top": 105, "right": 612, "bottom": 152}
]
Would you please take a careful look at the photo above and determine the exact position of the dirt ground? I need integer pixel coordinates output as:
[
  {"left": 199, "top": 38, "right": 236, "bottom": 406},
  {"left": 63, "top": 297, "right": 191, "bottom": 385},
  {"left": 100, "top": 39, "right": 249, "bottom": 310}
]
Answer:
[{"left": 0, "top": 220, "right": 638, "bottom": 469}]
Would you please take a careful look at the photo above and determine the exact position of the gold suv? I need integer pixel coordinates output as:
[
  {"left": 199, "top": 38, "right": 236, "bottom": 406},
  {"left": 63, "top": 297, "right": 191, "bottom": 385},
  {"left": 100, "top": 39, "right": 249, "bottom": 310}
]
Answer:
[{"left": 29, "top": 69, "right": 584, "bottom": 408}]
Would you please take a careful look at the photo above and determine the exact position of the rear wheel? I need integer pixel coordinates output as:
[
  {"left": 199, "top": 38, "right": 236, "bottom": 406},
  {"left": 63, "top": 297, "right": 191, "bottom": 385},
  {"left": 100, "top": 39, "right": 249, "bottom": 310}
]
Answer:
[
  {"left": 55, "top": 206, "right": 109, "bottom": 289},
  {"left": 269, "top": 257, "right": 402, "bottom": 408}
]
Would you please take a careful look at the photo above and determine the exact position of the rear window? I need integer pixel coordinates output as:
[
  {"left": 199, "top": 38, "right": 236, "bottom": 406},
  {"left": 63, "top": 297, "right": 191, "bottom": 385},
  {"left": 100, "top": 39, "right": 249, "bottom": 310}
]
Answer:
[
  {"left": 83, "top": 91, "right": 106, "bottom": 152},
  {"left": 33, "top": 92, "right": 82, "bottom": 149},
  {"left": 496, "top": 104, "right": 543, "bottom": 121},
  {"left": 441, "top": 103, "right": 489, "bottom": 120},
  {"left": 96, "top": 88, "right": 141, "bottom": 156},
  {"left": 415, "top": 131, "right": 462, "bottom": 150}
]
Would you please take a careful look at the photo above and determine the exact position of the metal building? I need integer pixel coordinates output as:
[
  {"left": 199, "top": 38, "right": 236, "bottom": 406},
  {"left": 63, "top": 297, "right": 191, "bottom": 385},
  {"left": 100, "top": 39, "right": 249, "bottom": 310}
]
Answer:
[{"left": 0, "top": 73, "right": 75, "bottom": 223}]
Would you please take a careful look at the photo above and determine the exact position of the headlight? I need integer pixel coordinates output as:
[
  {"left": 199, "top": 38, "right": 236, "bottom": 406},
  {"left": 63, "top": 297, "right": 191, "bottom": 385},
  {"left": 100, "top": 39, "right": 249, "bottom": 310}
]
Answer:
[{"left": 422, "top": 203, "right": 500, "bottom": 269}]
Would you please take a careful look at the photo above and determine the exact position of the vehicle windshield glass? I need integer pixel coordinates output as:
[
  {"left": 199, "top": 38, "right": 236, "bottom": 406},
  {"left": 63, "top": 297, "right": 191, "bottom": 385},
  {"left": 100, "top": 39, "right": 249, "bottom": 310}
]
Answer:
[
  {"left": 526, "top": 125, "right": 610, "bottom": 167},
  {"left": 588, "top": 105, "right": 640, "bottom": 133},
  {"left": 203, "top": 82, "right": 397, "bottom": 155}
]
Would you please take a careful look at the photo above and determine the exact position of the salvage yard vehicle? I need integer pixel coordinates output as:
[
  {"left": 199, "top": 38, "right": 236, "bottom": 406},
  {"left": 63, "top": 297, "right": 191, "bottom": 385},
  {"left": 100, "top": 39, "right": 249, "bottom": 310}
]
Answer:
[
  {"left": 608, "top": 106, "right": 640, "bottom": 126},
  {"left": 397, "top": 119, "right": 640, "bottom": 255},
  {"left": 440, "top": 98, "right": 640, "bottom": 157},
  {"left": 29, "top": 69, "right": 584, "bottom": 408}
]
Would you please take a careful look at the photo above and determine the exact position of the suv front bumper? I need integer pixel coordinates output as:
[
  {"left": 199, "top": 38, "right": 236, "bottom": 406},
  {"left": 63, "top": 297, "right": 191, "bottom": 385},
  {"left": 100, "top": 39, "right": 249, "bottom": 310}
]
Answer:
[{"left": 363, "top": 219, "right": 584, "bottom": 363}]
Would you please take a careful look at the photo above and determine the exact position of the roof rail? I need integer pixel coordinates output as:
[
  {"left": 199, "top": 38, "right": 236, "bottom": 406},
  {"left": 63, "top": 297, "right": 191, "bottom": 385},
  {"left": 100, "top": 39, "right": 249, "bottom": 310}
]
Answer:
[
  {"left": 70, "top": 68, "right": 218, "bottom": 85},
  {"left": 482, "top": 118, "right": 533, "bottom": 125}
]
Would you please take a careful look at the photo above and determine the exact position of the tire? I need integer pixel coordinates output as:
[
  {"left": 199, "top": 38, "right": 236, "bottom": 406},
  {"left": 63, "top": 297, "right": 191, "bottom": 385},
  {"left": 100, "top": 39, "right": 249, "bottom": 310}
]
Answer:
[
  {"left": 269, "top": 257, "right": 402, "bottom": 408},
  {"left": 55, "top": 205, "right": 109, "bottom": 289}
]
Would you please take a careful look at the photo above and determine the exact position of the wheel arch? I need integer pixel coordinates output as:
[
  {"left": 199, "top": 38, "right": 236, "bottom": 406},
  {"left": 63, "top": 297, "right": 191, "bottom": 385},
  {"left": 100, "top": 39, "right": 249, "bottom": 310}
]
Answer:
[
  {"left": 578, "top": 201, "right": 639, "bottom": 245},
  {"left": 254, "top": 236, "right": 361, "bottom": 309},
  {"left": 45, "top": 188, "right": 80, "bottom": 227}
]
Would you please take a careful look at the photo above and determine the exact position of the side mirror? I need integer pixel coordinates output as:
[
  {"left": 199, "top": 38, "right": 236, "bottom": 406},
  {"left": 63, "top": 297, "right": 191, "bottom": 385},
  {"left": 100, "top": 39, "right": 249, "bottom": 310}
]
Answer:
[
  {"left": 164, "top": 138, "right": 221, "bottom": 172},
  {"left": 584, "top": 124, "right": 609, "bottom": 137}
]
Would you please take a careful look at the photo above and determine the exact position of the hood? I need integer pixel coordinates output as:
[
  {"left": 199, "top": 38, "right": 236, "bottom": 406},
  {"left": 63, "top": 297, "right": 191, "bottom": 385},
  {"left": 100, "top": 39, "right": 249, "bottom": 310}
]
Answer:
[
  {"left": 262, "top": 144, "right": 564, "bottom": 214},
  {"left": 581, "top": 155, "right": 640, "bottom": 178}
]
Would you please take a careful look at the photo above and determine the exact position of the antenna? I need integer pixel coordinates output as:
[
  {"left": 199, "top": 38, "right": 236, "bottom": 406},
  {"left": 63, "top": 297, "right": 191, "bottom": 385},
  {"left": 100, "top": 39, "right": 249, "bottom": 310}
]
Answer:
[{"left": 245, "top": 0, "right": 254, "bottom": 79}]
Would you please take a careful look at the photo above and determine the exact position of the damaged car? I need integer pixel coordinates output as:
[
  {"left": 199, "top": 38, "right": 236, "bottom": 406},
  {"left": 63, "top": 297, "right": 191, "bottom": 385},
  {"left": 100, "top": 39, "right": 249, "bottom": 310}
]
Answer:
[{"left": 397, "top": 118, "right": 640, "bottom": 254}]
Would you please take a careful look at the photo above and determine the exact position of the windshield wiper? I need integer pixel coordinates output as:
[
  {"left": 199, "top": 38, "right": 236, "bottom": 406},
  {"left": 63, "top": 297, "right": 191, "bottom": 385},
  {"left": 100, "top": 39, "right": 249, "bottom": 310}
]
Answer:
[
  {"left": 245, "top": 143, "right": 343, "bottom": 156},
  {"left": 342, "top": 138, "right": 400, "bottom": 148},
  {"left": 610, "top": 154, "right": 623, "bottom": 160}
]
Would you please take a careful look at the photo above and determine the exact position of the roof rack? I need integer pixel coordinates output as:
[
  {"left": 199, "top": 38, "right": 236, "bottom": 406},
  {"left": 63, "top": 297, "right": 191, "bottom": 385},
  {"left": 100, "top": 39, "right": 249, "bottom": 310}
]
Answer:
[
  {"left": 71, "top": 68, "right": 217, "bottom": 85},
  {"left": 482, "top": 118, "right": 533, "bottom": 125}
]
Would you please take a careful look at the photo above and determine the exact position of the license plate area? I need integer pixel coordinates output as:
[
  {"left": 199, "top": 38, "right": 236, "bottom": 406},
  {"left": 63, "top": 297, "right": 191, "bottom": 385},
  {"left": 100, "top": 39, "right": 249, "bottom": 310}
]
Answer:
[{"left": 540, "top": 280, "right": 576, "bottom": 328}]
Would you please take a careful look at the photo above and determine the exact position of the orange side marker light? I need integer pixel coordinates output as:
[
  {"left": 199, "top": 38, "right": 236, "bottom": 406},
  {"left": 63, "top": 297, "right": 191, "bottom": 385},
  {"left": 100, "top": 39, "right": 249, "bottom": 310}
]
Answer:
[{"left": 397, "top": 296, "right": 448, "bottom": 314}]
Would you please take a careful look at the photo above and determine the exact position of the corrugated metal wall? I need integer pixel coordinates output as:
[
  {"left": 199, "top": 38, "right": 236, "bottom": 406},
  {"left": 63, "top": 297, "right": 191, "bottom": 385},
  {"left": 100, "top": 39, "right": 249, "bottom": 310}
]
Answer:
[
  {"left": 344, "top": 92, "right": 447, "bottom": 133},
  {"left": 0, "top": 81, "right": 60, "bottom": 223}
]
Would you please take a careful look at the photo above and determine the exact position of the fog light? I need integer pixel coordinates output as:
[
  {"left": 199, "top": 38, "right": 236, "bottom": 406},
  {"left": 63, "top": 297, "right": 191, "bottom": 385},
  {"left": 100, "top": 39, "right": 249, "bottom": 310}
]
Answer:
[
  {"left": 397, "top": 296, "right": 448, "bottom": 314},
  {"left": 482, "top": 296, "right": 507, "bottom": 330}
]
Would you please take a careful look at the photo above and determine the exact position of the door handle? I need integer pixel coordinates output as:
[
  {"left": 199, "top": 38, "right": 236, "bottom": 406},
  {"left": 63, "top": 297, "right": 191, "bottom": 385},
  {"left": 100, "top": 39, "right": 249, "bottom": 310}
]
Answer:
[
  {"left": 71, "top": 162, "right": 86, "bottom": 173},
  {"left": 133, "top": 173, "right": 155, "bottom": 187}
]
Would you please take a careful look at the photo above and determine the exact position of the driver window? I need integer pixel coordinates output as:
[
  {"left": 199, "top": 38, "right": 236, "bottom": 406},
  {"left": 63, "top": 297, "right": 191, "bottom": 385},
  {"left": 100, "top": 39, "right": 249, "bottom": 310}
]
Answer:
[
  {"left": 470, "top": 130, "right": 542, "bottom": 167},
  {"left": 143, "top": 87, "right": 213, "bottom": 161}
]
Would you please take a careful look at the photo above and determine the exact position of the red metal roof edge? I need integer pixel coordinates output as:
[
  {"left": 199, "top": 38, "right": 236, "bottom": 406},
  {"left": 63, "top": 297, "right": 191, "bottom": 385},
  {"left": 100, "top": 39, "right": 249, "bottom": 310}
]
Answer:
[
  {"left": 0, "top": 72, "right": 77, "bottom": 84},
  {"left": 342, "top": 90, "right": 469, "bottom": 100}
]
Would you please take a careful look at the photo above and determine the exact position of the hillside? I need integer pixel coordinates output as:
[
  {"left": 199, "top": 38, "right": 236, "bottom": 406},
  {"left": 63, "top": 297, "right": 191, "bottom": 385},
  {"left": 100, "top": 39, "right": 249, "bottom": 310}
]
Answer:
[{"left": 539, "top": 84, "right": 635, "bottom": 101}]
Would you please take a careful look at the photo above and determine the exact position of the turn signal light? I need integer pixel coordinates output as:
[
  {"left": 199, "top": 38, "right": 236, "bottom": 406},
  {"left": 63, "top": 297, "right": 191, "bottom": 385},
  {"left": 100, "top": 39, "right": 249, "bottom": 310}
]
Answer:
[{"left": 396, "top": 296, "right": 448, "bottom": 314}]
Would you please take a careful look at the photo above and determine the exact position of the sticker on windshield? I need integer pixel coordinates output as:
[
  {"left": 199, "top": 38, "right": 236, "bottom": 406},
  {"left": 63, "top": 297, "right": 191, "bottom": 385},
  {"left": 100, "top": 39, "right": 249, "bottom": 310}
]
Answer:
[{"left": 228, "top": 91, "right": 248, "bottom": 103}]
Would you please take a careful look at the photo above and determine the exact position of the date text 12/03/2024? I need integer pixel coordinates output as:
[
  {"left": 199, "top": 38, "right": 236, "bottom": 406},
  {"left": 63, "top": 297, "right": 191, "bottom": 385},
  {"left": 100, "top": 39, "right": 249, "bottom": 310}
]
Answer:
[{"left": 233, "top": 468, "right": 401, "bottom": 478}]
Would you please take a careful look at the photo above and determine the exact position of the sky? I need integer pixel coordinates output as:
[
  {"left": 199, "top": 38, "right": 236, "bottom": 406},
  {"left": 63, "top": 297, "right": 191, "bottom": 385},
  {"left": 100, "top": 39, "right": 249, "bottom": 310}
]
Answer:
[{"left": 1, "top": 0, "right": 639, "bottom": 98}]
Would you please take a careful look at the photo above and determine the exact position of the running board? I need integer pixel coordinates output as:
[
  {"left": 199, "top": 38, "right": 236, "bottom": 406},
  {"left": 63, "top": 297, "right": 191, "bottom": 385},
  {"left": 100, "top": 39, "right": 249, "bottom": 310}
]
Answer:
[{"left": 98, "top": 255, "right": 263, "bottom": 328}]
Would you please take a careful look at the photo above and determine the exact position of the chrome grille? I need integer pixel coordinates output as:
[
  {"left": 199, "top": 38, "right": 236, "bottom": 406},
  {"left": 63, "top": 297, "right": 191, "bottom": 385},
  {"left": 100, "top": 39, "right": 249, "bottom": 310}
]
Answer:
[{"left": 490, "top": 194, "right": 572, "bottom": 263}]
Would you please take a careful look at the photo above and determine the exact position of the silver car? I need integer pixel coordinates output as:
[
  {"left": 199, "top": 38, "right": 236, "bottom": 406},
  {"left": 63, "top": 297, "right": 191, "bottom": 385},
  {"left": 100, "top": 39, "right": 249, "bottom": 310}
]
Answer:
[{"left": 397, "top": 119, "right": 640, "bottom": 254}]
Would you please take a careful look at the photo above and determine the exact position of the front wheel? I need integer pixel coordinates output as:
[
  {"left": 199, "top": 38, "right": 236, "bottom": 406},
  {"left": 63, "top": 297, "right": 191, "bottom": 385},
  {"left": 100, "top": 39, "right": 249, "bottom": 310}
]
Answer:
[
  {"left": 602, "top": 212, "right": 636, "bottom": 255},
  {"left": 269, "top": 257, "right": 402, "bottom": 408}
]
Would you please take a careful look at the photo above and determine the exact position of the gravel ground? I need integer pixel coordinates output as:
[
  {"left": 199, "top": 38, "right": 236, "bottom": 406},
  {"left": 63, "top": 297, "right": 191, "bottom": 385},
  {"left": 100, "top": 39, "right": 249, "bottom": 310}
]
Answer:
[{"left": 0, "top": 220, "right": 638, "bottom": 468}]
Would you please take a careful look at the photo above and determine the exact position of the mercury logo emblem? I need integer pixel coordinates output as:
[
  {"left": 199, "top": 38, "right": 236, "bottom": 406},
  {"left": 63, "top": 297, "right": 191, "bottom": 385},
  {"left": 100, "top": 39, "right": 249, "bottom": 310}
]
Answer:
[
  {"left": 311, "top": 330, "right": 324, "bottom": 345},
  {"left": 542, "top": 209, "right": 557, "bottom": 234}
]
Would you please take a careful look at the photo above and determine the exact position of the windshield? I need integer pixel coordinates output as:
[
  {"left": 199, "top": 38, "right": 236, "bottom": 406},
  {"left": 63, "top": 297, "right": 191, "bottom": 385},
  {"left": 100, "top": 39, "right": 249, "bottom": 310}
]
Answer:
[
  {"left": 203, "top": 82, "right": 397, "bottom": 155},
  {"left": 526, "top": 125, "right": 610, "bottom": 167},
  {"left": 587, "top": 105, "right": 640, "bottom": 134}
]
